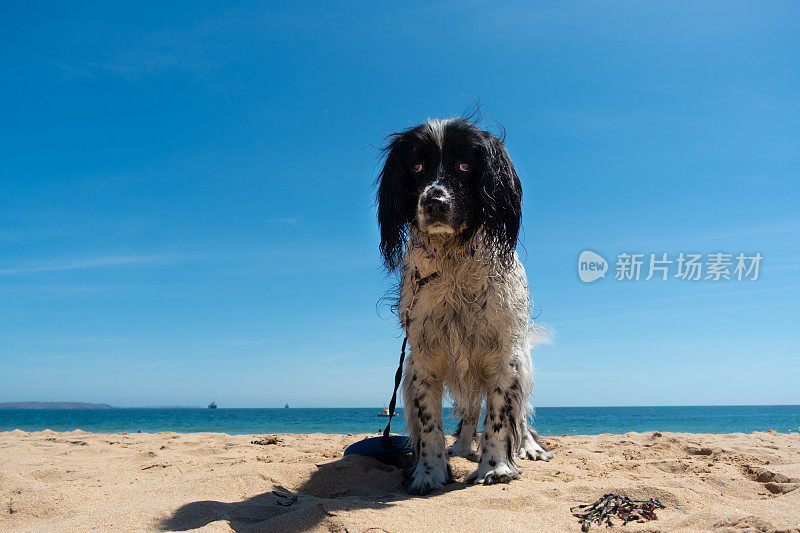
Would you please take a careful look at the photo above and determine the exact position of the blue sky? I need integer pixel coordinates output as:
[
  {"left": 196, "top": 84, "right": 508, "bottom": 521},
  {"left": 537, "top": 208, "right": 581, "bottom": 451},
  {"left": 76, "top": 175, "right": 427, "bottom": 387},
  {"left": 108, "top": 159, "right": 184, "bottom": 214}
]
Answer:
[{"left": 1, "top": 1, "right": 798, "bottom": 407}]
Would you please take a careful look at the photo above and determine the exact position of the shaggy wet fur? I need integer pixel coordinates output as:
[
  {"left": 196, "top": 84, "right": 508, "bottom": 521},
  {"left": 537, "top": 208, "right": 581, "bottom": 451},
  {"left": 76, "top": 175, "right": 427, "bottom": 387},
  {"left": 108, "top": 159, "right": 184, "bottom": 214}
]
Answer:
[{"left": 377, "top": 118, "right": 553, "bottom": 495}]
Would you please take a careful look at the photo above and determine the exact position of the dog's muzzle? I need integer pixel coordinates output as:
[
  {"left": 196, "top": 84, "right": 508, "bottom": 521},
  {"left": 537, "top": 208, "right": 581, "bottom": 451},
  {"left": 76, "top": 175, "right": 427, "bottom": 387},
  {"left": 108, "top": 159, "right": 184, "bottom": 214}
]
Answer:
[{"left": 419, "top": 185, "right": 454, "bottom": 232}]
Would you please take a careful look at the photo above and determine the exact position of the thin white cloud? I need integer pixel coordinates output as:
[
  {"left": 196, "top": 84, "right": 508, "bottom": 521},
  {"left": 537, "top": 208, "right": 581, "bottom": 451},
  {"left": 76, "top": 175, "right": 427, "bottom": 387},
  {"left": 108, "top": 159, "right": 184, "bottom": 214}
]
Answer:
[
  {"left": 267, "top": 217, "right": 299, "bottom": 225},
  {"left": 0, "top": 228, "right": 74, "bottom": 242},
  {"left": 0, "top": 254, "right": 180, "bottom": 276}
]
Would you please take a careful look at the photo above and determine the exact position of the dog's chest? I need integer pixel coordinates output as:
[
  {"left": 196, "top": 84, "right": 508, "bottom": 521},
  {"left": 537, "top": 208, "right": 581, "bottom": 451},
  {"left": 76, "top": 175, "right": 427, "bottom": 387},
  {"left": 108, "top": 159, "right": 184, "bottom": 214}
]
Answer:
[{"left": 404, "top": 258, "right": 505, "bottom": 376}]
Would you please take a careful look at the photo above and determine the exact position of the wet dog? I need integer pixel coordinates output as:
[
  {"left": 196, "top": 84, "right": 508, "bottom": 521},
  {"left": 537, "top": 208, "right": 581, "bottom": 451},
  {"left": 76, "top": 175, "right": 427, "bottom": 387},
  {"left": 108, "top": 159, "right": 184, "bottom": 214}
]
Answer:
[{"left": 376, "top": 117, "right": 553, "bottom": 495}]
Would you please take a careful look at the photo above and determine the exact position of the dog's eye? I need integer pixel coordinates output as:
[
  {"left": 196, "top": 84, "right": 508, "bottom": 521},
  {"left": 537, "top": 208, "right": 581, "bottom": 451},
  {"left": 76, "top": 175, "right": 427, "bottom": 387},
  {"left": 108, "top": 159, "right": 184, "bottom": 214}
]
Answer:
[
  {"left": 411, "top": 163, "right": 423, "bottom": 173},
  {"left": 458, "top": 162, "right": 470, "bottom": 172}
]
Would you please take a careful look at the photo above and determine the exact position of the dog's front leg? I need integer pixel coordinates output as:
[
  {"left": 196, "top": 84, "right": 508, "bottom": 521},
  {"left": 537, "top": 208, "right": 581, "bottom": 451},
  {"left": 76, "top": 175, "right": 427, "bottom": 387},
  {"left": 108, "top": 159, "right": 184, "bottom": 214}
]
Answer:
[
  {"left": 403, "top": 355, "right": 449, "bottom": 495},
  {"left": 466, "top": 380, "right": 524, "bottom": 485}
]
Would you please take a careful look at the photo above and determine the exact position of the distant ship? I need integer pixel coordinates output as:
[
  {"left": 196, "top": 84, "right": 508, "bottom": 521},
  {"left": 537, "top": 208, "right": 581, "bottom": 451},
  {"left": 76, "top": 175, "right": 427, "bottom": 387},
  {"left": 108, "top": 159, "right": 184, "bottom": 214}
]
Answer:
[
  {"left": 378, "top": 408, "right": 399, "bottom": 417},
  {"left": 284, "top": 403, "right": 290, "bottom": 409},
  {"left": 208, "top": 401, "right": 217, "bottom": 409}
]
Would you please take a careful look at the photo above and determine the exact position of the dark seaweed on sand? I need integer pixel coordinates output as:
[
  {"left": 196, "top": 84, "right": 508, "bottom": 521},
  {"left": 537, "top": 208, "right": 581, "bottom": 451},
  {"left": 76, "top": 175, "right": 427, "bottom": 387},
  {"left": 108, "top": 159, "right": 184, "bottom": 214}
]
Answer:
[{"left": 571, "top": 493, "right": 666, "bottom": 531}]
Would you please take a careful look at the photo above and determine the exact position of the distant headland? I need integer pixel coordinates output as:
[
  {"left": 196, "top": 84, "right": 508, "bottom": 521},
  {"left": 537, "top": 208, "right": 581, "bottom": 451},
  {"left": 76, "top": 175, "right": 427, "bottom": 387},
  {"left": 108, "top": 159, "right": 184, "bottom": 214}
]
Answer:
[{"left": 0, "top": 402, "right": 113, "bottom": 410}]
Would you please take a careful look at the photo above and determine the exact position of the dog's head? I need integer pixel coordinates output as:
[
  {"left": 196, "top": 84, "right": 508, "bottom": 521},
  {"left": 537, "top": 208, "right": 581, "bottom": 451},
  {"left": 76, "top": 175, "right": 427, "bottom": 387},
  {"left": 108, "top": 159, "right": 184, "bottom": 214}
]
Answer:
[{"left": 376, "top": 117, "right": 522, "bottom": 271}]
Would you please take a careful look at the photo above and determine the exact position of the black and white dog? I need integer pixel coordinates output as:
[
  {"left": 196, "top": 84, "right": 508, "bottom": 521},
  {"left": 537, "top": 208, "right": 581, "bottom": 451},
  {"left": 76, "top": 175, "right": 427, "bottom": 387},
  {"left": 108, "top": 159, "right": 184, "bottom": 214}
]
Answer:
[{"left": 377, "top": 117, "right": 553, "bottom": 495}]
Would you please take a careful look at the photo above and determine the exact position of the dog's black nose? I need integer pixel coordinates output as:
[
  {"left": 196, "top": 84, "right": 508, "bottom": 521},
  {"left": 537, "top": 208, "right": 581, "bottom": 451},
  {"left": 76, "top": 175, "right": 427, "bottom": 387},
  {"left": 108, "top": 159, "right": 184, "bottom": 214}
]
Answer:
[{"left": 422, "top": 196, "right": 449, "bottom": 219}]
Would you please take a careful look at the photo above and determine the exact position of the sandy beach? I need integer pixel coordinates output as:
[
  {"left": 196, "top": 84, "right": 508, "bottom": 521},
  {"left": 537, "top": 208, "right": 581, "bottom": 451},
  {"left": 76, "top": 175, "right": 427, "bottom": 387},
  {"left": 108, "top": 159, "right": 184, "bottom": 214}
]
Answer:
[{"left": 1, "top": 430, "right": 798, "bottom": 532}]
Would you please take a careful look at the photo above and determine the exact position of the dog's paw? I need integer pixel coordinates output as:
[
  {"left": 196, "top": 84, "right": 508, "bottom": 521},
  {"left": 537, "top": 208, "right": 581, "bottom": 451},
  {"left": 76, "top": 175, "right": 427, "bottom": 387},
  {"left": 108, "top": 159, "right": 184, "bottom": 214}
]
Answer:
[
  {"left": 448, "top": 438, "right": 476, "bottom": 458},
  {"left": 517, "top": 430, "right": 555, "bottom": 461},
  {"left": 465, "top": 460, "right": 522, "bottom": 485},
  {"left": 408, "top": 461, "right": 450, "bottom": 495},
  {"left": 517, "top": 441, "right": 555, "bottom": 461}
]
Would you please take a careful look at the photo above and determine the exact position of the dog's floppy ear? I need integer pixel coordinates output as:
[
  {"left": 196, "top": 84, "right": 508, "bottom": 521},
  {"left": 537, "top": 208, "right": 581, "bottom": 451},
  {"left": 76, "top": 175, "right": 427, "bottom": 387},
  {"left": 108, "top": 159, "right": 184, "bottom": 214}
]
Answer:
[
  {"left": 478, "top": 131, "right": 523, "bottom": 269},
  {"left": 376, "top": 134, "right": 413, "bottom": 271}
]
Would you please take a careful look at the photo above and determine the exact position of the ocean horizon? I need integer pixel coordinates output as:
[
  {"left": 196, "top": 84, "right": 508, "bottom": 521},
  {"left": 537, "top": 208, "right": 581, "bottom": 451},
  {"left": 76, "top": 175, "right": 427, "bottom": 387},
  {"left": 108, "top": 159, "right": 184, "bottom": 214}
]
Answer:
[{"left": 1, "top": 405, "right": 798, "bottom": 436}]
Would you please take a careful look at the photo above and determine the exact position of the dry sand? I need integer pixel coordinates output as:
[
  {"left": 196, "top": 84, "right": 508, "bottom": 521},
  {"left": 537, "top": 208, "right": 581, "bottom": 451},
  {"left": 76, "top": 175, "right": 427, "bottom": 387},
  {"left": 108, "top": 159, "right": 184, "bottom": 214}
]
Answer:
[{"left": 1, "top": 430, "right": 798, "bottom": 532}]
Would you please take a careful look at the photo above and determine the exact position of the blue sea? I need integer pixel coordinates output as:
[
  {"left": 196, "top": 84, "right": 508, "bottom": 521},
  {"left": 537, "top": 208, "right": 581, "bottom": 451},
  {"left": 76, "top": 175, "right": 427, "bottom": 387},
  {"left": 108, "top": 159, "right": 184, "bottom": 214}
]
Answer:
[{"left": 1, "top": 405, "right": 799, "bottom": 435}]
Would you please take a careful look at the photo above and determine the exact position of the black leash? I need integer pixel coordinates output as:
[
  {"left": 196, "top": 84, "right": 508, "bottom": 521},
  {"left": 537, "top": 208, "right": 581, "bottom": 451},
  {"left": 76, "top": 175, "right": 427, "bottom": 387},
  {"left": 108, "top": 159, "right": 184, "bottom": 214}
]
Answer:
[
  {"left": 381, "top": 270, "right": 438, "bottom": 449},
  {"left": 380, "top": 335, "right": 407, "bottom": 448}
]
